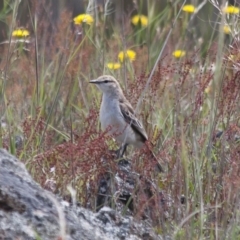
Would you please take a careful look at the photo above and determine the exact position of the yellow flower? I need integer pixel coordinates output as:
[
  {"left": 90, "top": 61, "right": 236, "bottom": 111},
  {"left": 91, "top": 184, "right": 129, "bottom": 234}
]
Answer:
[
  {"left": 182, "top": 5, "right": 195, "bottom": 13},
  {"left": 172, "top": 50, "right": 186, "bottom": 58},
  {"left": 205, "top": 85, "right": 211, "bottom": 94},
  {"left": 228, "top": 53, "right": 240, "bottom": 62},
  {"left": 12, "top": 29, "right": 30, "bottom": 38},
  {"left": 118, "top": 50, "right": 136, "bottom": 62},
  {"left": 73, "top": 14, "right": 94, "bottom": 25},
  {"left": 223, "top": 6, "right": 239, "bottom": 14},
  {"left": 131, "top": 15, "right": 148, "bottom": 27},
  {"left": 223, "top": 25, "right": 231, "bottom": 34},
  {"left": 107, "top": 63, "right": 121, "bottom": 70}
]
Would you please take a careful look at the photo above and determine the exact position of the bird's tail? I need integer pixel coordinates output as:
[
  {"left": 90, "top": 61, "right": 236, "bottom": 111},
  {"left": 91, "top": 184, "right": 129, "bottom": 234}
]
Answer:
[
  {"left": 145, "top": 141, "right": 164, "bottom": 172},
  {"left": 149, "top": 149, "right": 164, "bottom": 172}
]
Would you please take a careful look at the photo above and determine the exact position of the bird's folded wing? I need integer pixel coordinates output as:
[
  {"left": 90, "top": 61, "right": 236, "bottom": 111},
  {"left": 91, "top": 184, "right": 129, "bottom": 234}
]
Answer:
[{"left": 119, "top": 100, "right": 148, "bottom": 141}]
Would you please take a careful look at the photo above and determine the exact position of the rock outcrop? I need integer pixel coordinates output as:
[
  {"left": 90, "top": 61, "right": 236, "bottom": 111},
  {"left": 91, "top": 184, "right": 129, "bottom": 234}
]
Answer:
[{"left": 0, "top": 149, "right": 159, "bottom": 240}]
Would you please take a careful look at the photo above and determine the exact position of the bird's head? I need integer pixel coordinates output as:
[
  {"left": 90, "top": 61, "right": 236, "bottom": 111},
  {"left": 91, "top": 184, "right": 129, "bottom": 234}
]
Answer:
[{"left": 89, "top": 75, "right": 123, "bottom": 96}]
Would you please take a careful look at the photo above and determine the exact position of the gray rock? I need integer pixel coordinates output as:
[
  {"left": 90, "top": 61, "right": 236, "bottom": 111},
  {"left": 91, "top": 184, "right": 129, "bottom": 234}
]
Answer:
[{"left": 0, "top": 149, "right": 160, "bottom": 240}]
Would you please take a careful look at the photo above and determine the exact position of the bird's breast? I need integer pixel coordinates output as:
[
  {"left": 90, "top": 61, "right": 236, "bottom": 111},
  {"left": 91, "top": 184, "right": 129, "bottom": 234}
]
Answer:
[
  {"left": 99, "top": 95, "right": 142, "bottom": 147},
  {"left": 100, "top": 98, "right": 125, "bottom": 132}
]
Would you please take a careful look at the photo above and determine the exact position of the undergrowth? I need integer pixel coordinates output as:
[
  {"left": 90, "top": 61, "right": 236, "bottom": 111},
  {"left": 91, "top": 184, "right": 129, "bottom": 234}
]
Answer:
[{"left": 1, "top": 0, "right": 240, "bottom": 239}]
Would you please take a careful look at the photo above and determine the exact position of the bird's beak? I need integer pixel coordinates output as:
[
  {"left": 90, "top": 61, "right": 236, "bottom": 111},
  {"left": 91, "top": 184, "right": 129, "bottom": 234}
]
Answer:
[{"left": 89, "top": 79, "right": 98, "bottom": 84}]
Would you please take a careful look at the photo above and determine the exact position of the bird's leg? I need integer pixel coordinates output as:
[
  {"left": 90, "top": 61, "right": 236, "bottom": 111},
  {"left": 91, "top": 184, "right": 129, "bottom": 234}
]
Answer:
[
  {"left": 121, "top": 143, "right": 128, "bottom": 157},
  {"left": 116, "top": 143, "right": 128, "bottom": 159}
]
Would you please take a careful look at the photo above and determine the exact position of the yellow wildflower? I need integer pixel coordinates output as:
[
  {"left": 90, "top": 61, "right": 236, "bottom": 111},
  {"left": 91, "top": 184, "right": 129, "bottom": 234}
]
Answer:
[
  {"left": 12, "top": 29, "right": 30, "bottom": 38},
  {"left": 223, "top": 25, "right": 231, "bottom": 34},
  {"left": 107, "top": 63, "right": 121, "bottom": 70},
  {"left": 228, "top": 53, "right": 240, "bottom": 62},
  {"left": 118, "top": 50, "right": 136, "bottom": 62},
  {"left": 223, "top": 6, "right": 239, "bottom": 14},
  {"left": 73, "top": 14, "right": 94, "bottom": 25},
  {"left": 172, "top": 50, "right": 186, "bottom": 58},
  {"left": 205, "top": 85, "right": 211, "bottom": 94},
  {"left": 182, "top": 5, "right": 196, "bottom": 13},
  {"left": 131, "top": 15, "right": 148, "bottom": 27}
]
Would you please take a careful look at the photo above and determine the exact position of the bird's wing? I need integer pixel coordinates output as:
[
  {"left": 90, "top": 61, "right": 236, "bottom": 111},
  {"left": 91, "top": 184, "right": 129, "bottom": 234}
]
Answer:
[{"left": 119, "top": 98, "right": 148, "bottom": 142}]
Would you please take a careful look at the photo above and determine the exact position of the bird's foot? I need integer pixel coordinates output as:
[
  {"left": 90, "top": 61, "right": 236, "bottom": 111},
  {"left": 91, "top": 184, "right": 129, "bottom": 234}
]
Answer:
[{"left": 115, "top": 144, "right": 128, "bottom": 159}]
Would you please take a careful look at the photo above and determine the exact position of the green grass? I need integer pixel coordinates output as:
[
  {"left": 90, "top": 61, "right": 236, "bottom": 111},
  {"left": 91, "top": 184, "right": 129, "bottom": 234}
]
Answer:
[{"left": 1, "top": 0, "right": 240, "bottom": 239}]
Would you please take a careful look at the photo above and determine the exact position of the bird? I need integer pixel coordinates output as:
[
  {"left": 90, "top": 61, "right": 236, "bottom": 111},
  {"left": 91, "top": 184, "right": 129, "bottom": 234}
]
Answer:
[{"left": 89, "top": 75, "right": 163, "bottom": 172}]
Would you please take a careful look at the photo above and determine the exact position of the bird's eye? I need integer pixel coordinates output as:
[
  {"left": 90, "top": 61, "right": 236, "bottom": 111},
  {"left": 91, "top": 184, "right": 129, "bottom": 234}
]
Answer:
[{"left": 104, "top": 80, "right": 109, "bottom": 83}]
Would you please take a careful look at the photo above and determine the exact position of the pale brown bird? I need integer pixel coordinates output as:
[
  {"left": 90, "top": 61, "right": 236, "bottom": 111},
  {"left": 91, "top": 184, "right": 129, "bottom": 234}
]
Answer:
[{"left": 90, "top": 75, "right": 163, "bottom": 172}]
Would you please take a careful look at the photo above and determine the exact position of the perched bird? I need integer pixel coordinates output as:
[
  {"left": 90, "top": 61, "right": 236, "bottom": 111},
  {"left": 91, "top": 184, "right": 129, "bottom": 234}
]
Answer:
[{"left": 90, "top": 75, "right": 163, "bottom": 172}]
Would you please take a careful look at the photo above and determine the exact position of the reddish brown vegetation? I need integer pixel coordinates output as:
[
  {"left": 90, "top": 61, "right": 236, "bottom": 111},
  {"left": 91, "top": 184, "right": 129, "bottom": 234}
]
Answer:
[{"left": 1, "top": 2, "right": 240, "bottom": 234}]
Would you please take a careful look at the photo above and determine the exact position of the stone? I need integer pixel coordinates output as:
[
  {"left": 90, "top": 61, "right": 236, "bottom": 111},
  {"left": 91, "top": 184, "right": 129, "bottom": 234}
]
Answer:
[{"left": 0, "top": 149, "right": 160, "bottom": 240}]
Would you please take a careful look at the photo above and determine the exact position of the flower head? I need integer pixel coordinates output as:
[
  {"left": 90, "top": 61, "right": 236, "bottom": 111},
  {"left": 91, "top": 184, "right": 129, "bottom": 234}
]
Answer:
[
  {"left": 73, "top": 14, "right": 94, "bottom": 25},
  {"left": 223, "top": 6, "right": 240, "bottom": 14},
  {"left": 223, "top": 25, "right": 231, "bottom": 34},
  {"left": 118, "top": 50, "right": 136, "bottom": 62},
  {"left": 131, "top": 15, "right": 148, "bottom": 27},
  {"left": 182, "top": 5, "right": 195, "bottom": 13},
  {"left": 228, "top": 53, "right": 240, "bottom": 62},
  {"left": 172, "top": 50, "right": 186, "bottom": 58},
  {"left": 107, "top": 63, "right": 121, "bottom": 70},
  {"left": 205, "top": 85, "right": 211, "bottom": 94},
  {"left": 12, "top": 29, "right": 30, "bottom": 38}
]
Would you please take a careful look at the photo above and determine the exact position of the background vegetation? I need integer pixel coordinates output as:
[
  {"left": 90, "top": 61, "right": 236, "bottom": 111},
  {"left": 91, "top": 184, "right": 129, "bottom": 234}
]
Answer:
[{"left": 1, "top": 0, "right": 240, "bottom": 239}]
